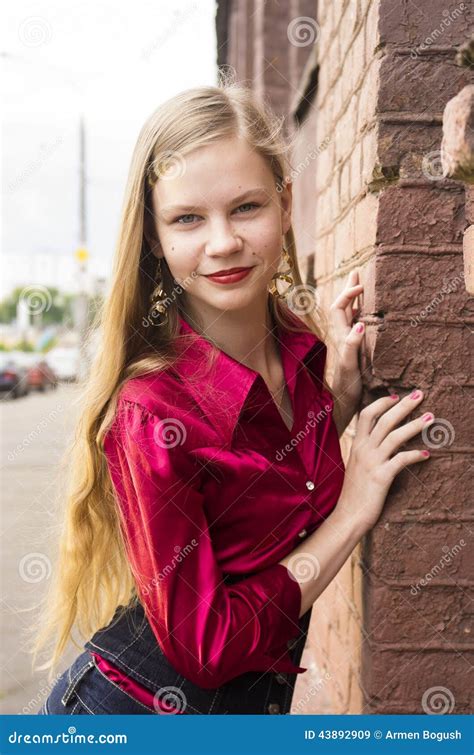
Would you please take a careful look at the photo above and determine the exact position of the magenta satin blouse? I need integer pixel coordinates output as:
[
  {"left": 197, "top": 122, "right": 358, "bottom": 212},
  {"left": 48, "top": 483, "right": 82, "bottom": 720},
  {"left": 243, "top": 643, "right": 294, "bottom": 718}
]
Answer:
[{"left": 100, "top": 312, "right": 345, "bottom": 692}]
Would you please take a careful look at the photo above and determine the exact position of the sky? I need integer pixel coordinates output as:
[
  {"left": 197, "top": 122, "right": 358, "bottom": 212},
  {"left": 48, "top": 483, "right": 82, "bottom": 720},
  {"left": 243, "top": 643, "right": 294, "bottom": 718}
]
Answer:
[{"left": 1, "top": 0, "right": 218, "bottom": 298}]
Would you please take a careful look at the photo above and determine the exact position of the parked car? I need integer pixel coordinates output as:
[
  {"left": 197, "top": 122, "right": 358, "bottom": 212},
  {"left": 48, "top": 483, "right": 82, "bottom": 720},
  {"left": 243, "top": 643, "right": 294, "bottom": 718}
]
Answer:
[
  {"left": 44, "top": 347, "right": 79, "bottom": 382},
  {"left": 0, "top": 354, "right": 30, "bottom": 398},
  {"left": 27, "top": 360, "right": 58, "bottom": 391}
]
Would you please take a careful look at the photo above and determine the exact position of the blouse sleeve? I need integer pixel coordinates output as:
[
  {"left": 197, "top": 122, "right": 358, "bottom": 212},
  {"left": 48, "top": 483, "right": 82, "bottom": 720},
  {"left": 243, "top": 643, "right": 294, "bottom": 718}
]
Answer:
[{"left": 103, "top": 398, "right": 305, "bottom": 689}]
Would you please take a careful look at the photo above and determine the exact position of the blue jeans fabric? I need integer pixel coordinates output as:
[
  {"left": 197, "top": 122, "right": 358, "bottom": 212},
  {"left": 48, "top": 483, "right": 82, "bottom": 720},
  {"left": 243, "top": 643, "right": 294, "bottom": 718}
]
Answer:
[{"left": 38, "top": 595, "right": 312, "bottom": 715}]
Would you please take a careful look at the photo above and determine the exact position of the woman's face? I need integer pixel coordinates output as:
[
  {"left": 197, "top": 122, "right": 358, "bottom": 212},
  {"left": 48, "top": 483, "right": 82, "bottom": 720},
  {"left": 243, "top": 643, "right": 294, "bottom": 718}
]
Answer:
[{"left": 146, "top": 135, "right": 292, "bottom": 314}]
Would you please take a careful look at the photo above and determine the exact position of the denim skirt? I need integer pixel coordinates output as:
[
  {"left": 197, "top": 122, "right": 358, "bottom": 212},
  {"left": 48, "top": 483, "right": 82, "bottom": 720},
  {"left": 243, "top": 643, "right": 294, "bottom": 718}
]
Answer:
[{"left": 38, "top": 596, "right": 312, "bottom": 715}]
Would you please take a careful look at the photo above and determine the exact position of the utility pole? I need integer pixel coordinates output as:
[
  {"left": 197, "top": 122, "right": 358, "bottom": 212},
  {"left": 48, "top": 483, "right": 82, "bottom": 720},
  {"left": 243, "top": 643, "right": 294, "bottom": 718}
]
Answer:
[{"left": 73, "top": 115, "right": 90, "bottom": 381}]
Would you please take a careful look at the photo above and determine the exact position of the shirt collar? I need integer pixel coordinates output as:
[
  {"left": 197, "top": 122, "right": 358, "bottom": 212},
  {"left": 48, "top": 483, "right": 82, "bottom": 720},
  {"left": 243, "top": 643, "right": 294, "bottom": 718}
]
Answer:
[{"left": 173, "top": 312, "right": 327, "bottom": 440}]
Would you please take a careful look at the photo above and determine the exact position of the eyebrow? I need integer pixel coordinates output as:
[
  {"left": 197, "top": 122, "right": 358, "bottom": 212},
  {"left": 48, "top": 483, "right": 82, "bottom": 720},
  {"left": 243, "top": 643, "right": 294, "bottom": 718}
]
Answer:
[{"left": 159, "top": 188, "right": 269, "bottom": 216}]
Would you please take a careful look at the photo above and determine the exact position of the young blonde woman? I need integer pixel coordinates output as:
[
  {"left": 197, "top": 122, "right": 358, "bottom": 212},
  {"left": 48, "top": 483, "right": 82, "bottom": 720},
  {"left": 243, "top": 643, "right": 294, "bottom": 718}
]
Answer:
[{"left": 32, "top": 78, "right": 434, "bottom": 715}]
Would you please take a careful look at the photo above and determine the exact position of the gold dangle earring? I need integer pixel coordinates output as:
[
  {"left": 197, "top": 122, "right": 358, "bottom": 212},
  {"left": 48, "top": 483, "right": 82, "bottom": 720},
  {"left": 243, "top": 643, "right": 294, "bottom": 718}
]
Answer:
[
  {"left": 147, "top": 258, "right": 169, "bottom": 326},
  {"left": 269, "top": 245, "right": 294, "bottom": 299}
]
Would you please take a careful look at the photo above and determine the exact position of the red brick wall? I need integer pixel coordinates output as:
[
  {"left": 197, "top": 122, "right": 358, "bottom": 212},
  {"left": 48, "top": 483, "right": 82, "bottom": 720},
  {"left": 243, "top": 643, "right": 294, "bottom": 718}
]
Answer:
[{"left": 216, "top": 0, "right": 473, "bottom": 714}]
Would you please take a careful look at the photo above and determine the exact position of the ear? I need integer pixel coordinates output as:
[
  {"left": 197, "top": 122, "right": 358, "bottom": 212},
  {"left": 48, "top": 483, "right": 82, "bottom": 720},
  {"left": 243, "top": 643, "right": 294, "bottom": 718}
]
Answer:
[{"left": 280, "top": 181, "right": 292, "bottom": 235}]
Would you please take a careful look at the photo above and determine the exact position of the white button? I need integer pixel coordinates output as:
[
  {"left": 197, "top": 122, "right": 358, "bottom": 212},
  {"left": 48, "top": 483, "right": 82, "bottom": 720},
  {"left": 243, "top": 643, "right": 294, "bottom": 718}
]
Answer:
[
  {"left": 298, "top": 528, "right": 307, "bottom": 538},
  {"left": 305, "top": 480, "right": 315, "bottom": 490}
]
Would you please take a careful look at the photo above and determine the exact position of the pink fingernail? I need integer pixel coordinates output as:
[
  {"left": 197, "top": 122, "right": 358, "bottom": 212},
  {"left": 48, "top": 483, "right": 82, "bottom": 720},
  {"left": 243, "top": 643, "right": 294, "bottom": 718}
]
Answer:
[
  {"left": 410, "top": 390, "right": 422, "bottom": 400},
  {"left": 422, "top": 413, "right": 434, "bottom": 422},
  {"left": 421, "top": 450, "right": 430, "bottom": 457},
  {"left": 390, "top": 394, "right": 399, "bottom": 400},
  {"left": 356, "top": 323, "right": 364, "bottom": 333}
]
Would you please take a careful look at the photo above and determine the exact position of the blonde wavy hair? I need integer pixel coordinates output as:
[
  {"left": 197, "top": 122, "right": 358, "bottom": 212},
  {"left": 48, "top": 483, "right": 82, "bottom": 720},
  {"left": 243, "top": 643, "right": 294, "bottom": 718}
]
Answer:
[{"left": 27, "top": 71, "right": 330, "bottom": 682}]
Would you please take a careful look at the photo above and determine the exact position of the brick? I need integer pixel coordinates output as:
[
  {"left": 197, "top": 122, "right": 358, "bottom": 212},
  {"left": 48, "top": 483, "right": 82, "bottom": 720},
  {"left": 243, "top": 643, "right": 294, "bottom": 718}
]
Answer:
[
  {"left": 366, "top": 522, "right": 472, "bottom": 581},
  {"left": 371, "top": 323, "right": 473, "bottom": 401},
  {"left": 378, "top": 54, "right": 472, "bottom": 115},
  {"left": 355, "top": 192, "right": 378, "bottom": 251},
  {"left": 371, "top": 252, "right": 468, "bottom": 317},
  {"left": 378, "top": 0, "right": 470, "bottom": 48},
  {"left": 365, "top": 584, "right": 474, "bottom": 645},
  {"left": 376, "top": 185, "right": 466, "bottom": 245}
]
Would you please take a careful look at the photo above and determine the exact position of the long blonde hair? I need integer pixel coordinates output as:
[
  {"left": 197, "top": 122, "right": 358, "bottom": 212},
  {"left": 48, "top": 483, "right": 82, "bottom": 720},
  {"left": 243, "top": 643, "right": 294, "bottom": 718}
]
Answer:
[{"left": 27, "top": 72, "right": 329, "bottom": 681}]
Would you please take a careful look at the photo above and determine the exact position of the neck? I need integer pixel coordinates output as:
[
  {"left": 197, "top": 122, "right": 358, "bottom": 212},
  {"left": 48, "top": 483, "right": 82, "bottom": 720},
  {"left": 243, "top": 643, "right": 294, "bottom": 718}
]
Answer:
[{"left": 181, "top": 296, "right": 280, "bottom": 377}]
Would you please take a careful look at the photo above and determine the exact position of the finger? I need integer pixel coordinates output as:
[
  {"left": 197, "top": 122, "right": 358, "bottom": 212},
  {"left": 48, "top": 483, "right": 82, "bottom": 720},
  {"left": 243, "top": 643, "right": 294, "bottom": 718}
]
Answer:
[
  {"left": 385, "top": 448, "right": 431, "bottom": 478},
  {"left": 339, "top": 320, "right": 365, "bottom": 372},
  {"left": 330, "top": 284, "right": 364, "bottom": 330},
  {"left": 379, "top": 411, "right": 435, "bottom": 459},
  {"left": 371, "top": 390, "right": 426, "bottom": 446},
  {"left": 357, "top": 393, "right": 403, "bottom": 437}
]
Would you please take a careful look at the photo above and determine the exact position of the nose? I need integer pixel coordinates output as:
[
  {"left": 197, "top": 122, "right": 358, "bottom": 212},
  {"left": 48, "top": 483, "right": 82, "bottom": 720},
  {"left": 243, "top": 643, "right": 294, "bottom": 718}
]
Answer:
[{"left": 205, "top": 217, "right": 243, "bottom": 257}]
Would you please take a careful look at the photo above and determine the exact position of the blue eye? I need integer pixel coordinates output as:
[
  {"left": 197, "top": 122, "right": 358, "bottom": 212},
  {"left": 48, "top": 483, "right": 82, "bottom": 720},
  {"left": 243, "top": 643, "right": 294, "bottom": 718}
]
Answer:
[
  {"left": 173, "top": 203, "right": 259, "bottom": 224},
  {"left": 175, "top": 214, "right": 198, "bottom": 224},
  {"left": 236, "top": 203, "right": 259, "bottom": 213}
]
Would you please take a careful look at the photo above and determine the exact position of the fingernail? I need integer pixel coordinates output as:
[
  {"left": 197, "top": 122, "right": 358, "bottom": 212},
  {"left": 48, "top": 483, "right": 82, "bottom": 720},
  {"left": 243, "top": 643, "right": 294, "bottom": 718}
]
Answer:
[
  {"left": 390, "top": 394, "right": 399, "bottom": 400},
  {"left": 422, "top": 413, "right": 434, "bottom": 422},
  {"left": 410, "top": 390, "right": 422, "bottom": 400},
  {"left": 356, "top": 323, "right": 364, "bottom": 333},
  {"left": 421, "top": 450, "right": 430, "bottom": 457}
]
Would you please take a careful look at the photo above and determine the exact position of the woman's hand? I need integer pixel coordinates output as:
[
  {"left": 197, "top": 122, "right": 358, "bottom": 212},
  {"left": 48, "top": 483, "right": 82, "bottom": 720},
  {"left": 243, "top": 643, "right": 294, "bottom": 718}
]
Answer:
[
  {"left": 327, "top": 270, "right": 365, "bottom": 436},
  {"left": 335, "top": 390, "right": 434, "bottom": 533}
]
